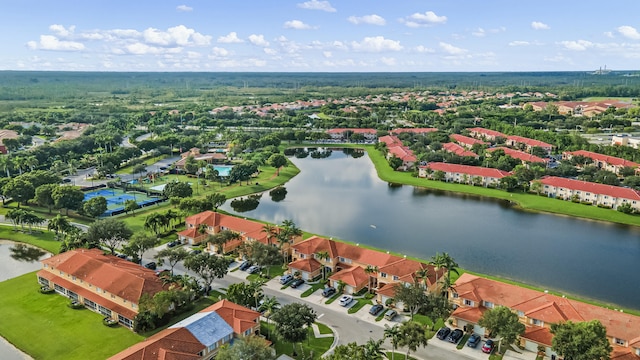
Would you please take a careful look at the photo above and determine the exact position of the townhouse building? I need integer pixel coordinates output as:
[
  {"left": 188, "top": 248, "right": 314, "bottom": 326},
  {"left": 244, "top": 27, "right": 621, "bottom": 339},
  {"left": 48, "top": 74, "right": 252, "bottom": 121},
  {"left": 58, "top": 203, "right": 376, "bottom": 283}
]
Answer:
[
  {"left": 442, "top": 142, "right": 479, "bottom": 158},
  {"left": 326, "top": 128, "right": 378, "bottom": 141},
  {"left": 37, "top": 248, "right": 166, "bottom": 329},
  {"left": 450, "top": 134, "right": 488, "bottom": 149},
  {"left": 109, "top": 300, "right": 261, "bottom": 360},
  {"left": 450, "top": 273, "right": 640, "bottom": 359},
  {"left": 505, "top": 135, "right": 553, "bottom": 155},
  {"left": 534, "top": 176, "right": 640, "bottom": 211},
  {"left": 390, "top": 128, "right": 438, "bottom": 136},
  {"left": 467, "top": 127, "right": 506, "bottom": 142},
  {"left": 562, "top": 150, "right": 639, "bottom": 175},
  {"left": 418, "top": 163, "right": 511, "bottom": 187},
  {"left": 487, "top": 147, "right": 548, "bottom": 166},
  {"left": 379, "top": 135, "right": 417, "bottom": 170}
]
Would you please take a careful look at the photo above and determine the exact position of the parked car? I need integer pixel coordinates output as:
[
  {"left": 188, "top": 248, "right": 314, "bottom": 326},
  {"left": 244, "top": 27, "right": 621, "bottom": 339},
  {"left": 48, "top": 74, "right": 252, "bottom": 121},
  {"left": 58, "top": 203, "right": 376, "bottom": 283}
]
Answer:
[
  {"left": 289, "top": 278, "right": 305, "bottom": 288},
  {"left": 436, "top": 327, "right": 451, "bottom": 340},
  {"left": 321, "top": 287, "right": 336, "bottom": 297},
  {"left": 167, "top": 241, "right": 178, "bottom": 248},
  {"left": 189, "top": 249, "right": 202, "bottom": 255},
  {"left": 247, "top": 265, "right": 261, "bottom": 274},
  {"left": 238, "top": 261, "right": 252, "bottom": 271},
  {"left": 116, "top": 254, "right": 127, "bottom": 259},
  {"left": 338, "top": 295, "right": 353, "bottom": 307},
  {"left": 446, "top": 329, "right": 464, "bottom": 344},
  {"left": 144, "top": 262, "right": 157, "bottom": 270},
  {"left": 369, "top": 304, "right": 384, "bottom": 315},
  {"left": 467, "top": 334, "right": 481, "bottom": 348},
  {"left": 279, "top": 274, "right": 294, "bottom": 284},
  {"left": 482, "top": 340, "right": 494, "bottom": 354},
  {"left": 383, "top": 309, "right": 397, "bottom": 320}
]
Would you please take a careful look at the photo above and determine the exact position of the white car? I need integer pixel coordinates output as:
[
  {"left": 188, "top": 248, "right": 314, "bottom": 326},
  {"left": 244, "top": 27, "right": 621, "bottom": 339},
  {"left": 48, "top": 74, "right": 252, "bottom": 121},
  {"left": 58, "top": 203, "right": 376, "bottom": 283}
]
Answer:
[{"left": 338, "top": 295, "right": 353, "bottom": 307}]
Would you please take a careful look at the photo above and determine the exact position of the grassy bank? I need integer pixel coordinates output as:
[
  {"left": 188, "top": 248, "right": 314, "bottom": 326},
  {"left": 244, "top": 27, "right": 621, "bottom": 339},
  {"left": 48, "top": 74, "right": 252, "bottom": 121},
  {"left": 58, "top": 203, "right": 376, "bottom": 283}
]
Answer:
[{"left": 0, "top": 226, "right": 60, "bottom": 254}]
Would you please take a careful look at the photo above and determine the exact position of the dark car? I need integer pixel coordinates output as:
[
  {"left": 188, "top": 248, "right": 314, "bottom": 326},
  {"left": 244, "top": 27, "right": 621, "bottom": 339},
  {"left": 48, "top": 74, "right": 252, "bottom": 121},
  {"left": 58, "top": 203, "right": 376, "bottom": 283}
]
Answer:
[
  {"left": 436, "top": 327, "right": 451, "bottom": 340},
  {"left": 289, "top": 278, "right": 305, "bottom": 288},
  {"left": 167, "top": 241, "right": 178, "bottom": 248},
  {"left": 482, "top": 339, "right": 494, "bottom": 354},
  {"left": 238, "top": 261, "right": 252, "bottom": 271},
  {"left": 446, "top": 329, "right": 464, "bottom": 344},
  {"left": 144, "top": 262, "right": 157, "bottom": 270},
  {"left": 190, "top": 249, "right": 202, "bottom": 255},
  {"left": 369, "top": 304, "right": 384, "bottom": 315},
  {"left": 467, "top": 334, "right": 481, "bottom": 348},
  {"left": 116, "top": 254, "right": 127, "bottom": 259},
  {"left": 321, "top": 287, "right": 336, "bottom": 297}
]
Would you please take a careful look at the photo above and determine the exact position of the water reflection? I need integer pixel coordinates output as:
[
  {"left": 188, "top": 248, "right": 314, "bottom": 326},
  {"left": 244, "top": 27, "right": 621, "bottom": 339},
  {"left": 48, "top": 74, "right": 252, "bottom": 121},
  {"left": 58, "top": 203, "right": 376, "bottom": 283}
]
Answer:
[
  {"left": 10, "top": 243, "right": 46, "bottom": 262},
  {"left": 269, "top": 186, "right": 288, "bottom": 202},
  {"left": 230, "top": 193, "right": 262, "bottom": 212},
  {"left": 222, "top": 150, "right": 640, "bottom": 309}
]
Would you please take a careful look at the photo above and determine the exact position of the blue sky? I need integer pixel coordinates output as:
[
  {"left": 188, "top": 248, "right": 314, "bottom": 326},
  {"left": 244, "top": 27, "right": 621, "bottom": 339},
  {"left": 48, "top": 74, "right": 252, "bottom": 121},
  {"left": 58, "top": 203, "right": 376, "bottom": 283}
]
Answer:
[{"left": 2, "top": 0, "right": 640, "bottom": 72}]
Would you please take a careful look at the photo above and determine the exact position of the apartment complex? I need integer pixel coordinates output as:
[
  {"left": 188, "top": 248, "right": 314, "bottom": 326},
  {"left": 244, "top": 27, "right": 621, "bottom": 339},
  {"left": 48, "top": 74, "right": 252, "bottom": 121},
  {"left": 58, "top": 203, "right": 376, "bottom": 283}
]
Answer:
[
  {"left": 418, "top": 163, "right": 511, "bottom": 187},
  {"left": 534, "top": 176, "right": 640, "bottom": 211}
]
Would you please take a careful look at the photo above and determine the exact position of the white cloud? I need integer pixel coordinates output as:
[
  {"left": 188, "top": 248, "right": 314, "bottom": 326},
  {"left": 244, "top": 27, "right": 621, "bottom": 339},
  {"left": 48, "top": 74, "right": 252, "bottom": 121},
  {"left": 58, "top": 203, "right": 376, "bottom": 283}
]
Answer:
[
  {"left": 347, "top": 14, "right": 386, "bottom": 26},
  {"left": 559, "top": 39, "right": 593, "bottom": 51},
  {"left": 618, "top": 25, "right": 640, "bottom": 40},
  {"left": 604, "top": 31, "right": 614, "bottom": 38},
  {"left": 473, "top": 28, "right": 486, "bottom": 37},
  {"left": 323, "top": 51, "right": 332, "bottom": 58},
  {"left": 186, "top": 51, "right": 201, "bottom": 59},
  {"left": 176, "top": 5, "right": 193, "bottom": 12},
  {"left": 142, "top": 25, "right": 210, "bottom": 46},
  {"left": 49, "top": 24, "right": 75, "bottom": 37},
  {"left": 210, "top": 47, "right": 230, "bottom": 57},
  {"left": 27, "top": 35, "right": 85, "bottom": 51},
  {"left": 264, "top": 48, "right": 278, "bottom": 55},
  {"left": 472, "top": 27, "right": 505, "bottom": 37},
  {"left": 214, "top": 58, "right": 267, "bottom": 68},
  {"left": 439, "top": 42, "right": 467, "bottom": 55},
  {"left": 509, "top": 41, "right": 530, "bottom": 46},
  {"left": 124, "top": 42, "right": 182, "bottom": 55},
  {"left": 415, "top": 45, "right": 435, "bottom": 53},
  {"left": 531, "top": 21, "right": 550, "bottom": 30},
  {"left": 402, "top": 11, "right": 447, "bottom": 28},
  {"left": 217, "top": 32, "right": 243, "bottom": 44},
  {"left": 297, "top": 0, "right": 336, "bottom": 12},
  {"left": 110, "top": 29, "right": 142, "bottom": 39},
  {"left": 380, "top": 57, "right": 396, "bottom": 66},
  {"left": 248, "top": 34, "right": 269, "bottom": 47},
  {"left": 284, "top": 20, "right": 313, "bottom": 30},
  {"left": 332, "top": 41, "right": 348, "bottom": 50},
  {"left": 351, "top": 36, "right": 403, "bottom": 52}
]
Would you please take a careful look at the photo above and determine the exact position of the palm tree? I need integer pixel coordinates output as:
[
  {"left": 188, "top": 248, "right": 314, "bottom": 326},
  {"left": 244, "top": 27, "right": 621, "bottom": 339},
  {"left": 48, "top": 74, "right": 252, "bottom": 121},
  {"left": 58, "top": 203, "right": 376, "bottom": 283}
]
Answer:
[
  {"left": 0, "top": 156, "right": 11, "bottom": 178},
  {"left": 415, "top": 267, "right": 430, "bottom": 290},
  {"left": 439, "top": 252, "right": 459, "bottom": 297},
  {"left": 47, "top": 214, "right": 71, "bottom": 240},
  {"left": 25, "top": 156, "right": 38, "bottom": 171},
  {"left": 429, "top": 253, "right": 447, "bottom": 292},
  {"left": 364, "top": 265, "right": 379, "bottom": 293},
  {"left": 384, "top": 324, "right": 401, "bottom": 360},
  {"left": 398, "top": 321, "right": 428, "bottom": 359},
  {"left": 277, "top": 219, "right": 302, "bottom": 264},
  {"left": 316, "top": 250, "right": 330, "bottom": 280},
  {"left": 363, "top": 338, "right": 386, "bottom": 360},
  {"left": 262, "top": 224, "right": 278, "bottom": 246},
  {"left": 261, "top": 296, "right": 280, "bottom": 340}
]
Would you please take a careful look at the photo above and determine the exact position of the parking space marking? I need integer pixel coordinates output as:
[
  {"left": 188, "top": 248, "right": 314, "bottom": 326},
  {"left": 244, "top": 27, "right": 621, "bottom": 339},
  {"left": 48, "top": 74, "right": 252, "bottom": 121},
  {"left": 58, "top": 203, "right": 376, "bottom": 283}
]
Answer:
[{"left": 317, "top": 313, "right": 325, "bottom": 319}]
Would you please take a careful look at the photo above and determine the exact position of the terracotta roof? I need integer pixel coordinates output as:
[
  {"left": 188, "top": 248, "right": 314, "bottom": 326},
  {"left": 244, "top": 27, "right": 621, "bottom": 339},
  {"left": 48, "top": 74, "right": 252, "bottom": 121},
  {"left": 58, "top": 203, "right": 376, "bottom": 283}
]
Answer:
[
  {"left": 289, "top": 258, "right": 322, "bottom": 273},
  {"left": 424, "top": 162, "right": 511, "bottom": 179},
  {"left": 376, "top": 282, "right": 397, "bottom": 298},
  {"left": 506, "top": 135, "right": 552, "bottom": 149},
  {"left": 487, "top": 147, "right": 548, "bottom": 163},
  {"left": 538, "top": 176, "right": 640, "bottom": 201},
  {"left": 379, "top": 135, "right": 403, "bottom": 147},
  {"left": 611, "top": 347, "right": 640, "bottom": 360},
  {"left": 563, "top": 150, "right": 639, "bottom": 168},
  {"left": 184, "top": 211, "right": 269, "bottom": 243},
  {"left": 467, "top": 127, "right": 507, "bottom": 138},
  {"left": 41, "top": 249, "right": 165, "bottom": 304},
  {"left": 292, "top": 236, "right": 403, "bottom": 269},
  {"left": 442, "top": 142, "right": 479, "bottom": 158},
  {"left": 203, "top": 299, "right": 260, "bottom": 335},
  {"left": 108, "top": 327, "right": 203, "bottom": 360},
  {"left": 522, "top": 326, "right": 554, "bottom": 347},
  {"left": 329, "top": 266, "right": 369, "bottom": 288},
  {"left": 390, "top": 128, "right": 438, "bottom": 135},
  {"left": 387, "top": 145, "right": 417, "bottom": 162},
  {"left": 451, "top": 134, "right": 488, "bottom": 146},
  {"left": 452, "top": 305, "right": 486, "bottom": 323},
  {"left": 378, "top": 259, "right": 441, "bottom": 286},
  {"left": 454, "top": 273, "right": 640, "bottom": 344},
  {"left": 327, "top": 128, "right": 377, "bottom": 134}
]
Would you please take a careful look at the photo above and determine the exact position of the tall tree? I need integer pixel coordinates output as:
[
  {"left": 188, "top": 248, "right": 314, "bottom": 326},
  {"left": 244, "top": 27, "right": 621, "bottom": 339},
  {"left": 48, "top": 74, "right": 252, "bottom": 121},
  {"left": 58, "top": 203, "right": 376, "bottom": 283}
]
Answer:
[
  {"left": 3, "top": 178, "right": 35, "bottom": 207},
  {"left": 397, "top": 321, "right": 428, "bottom": 359},
  {"left": 85, "top": 218, "right": 133, "bottom": 254},
  {"left": 267, "top": 153, "right": 288, "bottom": 175},
  {"left": 215, "top": 336, "right": 275, "bottom": 360},
  {"left": 52, "top": 185, "right": 85, "bottom": 215},
  {"left": 183, "top": 252, "right": 229, "bottom": 295},
  {"left": 155, "top": 247, "right": 190, "bottom": 275},
  {"left": 122, "top": 233, "right": 160, "bottom": 264},
  {"left": 551, "top": 320, "right": 612, "bottom": 360},
  {"left": 271, "top": 303, "right": 317, "bottom": 357},
  {"left": 35, "top": 183, "right": 58, "bottom": 213},
  {"left": 364, "top": 265, "right": 379, "bottom": 293},
  {"left": 206, "top": 192, "right": 227, "bottom": 210},
  {"left": 316, "top": 250, "right": 331, "bottom": 280},
  {"left": 47, "top": 214, "right": 72, "bottom": 240},
  {"left": 393, "top": 281, "right": 428, "bottom": 320},
  {"left": 82, "top": 196, "right": 107, "bottom": 218},
  {"left": 478, "top": 306, "right": 525, "bottom": 352},
  {"left": 384, "top": 324, "right": 401, "bottom": 360},
  {"left": 261, "top": 295, "right": 280, "bottom": 341}
]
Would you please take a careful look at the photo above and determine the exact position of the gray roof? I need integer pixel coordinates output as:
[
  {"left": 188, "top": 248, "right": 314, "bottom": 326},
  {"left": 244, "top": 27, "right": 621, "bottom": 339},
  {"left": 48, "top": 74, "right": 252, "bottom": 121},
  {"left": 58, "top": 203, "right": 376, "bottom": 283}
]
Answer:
[{"left": 170, "top": 311, "right": 233, "bottom": 347}]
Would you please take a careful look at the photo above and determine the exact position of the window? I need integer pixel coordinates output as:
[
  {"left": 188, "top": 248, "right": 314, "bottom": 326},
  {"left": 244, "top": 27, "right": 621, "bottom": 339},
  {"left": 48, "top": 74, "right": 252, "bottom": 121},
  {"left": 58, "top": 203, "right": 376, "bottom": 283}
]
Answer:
[
  {"left": 517, "top": 311, "right": 524, "bottom": 317},
  {"left": 392, "top": 275, "right": 399, "bottom": 280},
  {"left": 483, "top": 301, "right": 494, "bottom": 308},
  {"left": 452, "top": 292, "right": 459, "bottom": 298},
  {"left": 111, "top": 294, "right": 115, "bottom": 299},
  {"left": 464, "top": 299, "right": 474, "bottom": 306},
  {"left": 118, "top": 315, "right": 133, "bottom": 328},
  {"left": 615, "top": 338, "right": 626, "bottom": 346},
  {"left": 96, "top": 287, "right": 101, "bottom": 293},
  {"left": 44, "top": 264, "right": 48, "bottom": 268},
  {"left": 131, "top": 303, "right": 137, "bottom": 309},
  {"left": 380, "top": 273, "right": 387, "bottom": 278},
  {"left": 72, "top": 276, "right": 76, "bottom": 281},
  {"left": 531, "top": 318, "right": 543, "bottom": 326}
]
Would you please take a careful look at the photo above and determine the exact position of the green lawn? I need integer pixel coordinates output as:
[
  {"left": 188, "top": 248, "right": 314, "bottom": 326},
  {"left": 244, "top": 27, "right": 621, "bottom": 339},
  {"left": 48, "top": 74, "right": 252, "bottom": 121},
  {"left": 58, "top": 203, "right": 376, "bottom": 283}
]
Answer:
[
  {"left": 0, "top": 226, "right": 60, "bottom": 254},
  {"left": 115, "top": 154, "right": 170, "bottom": 175},
  {"left": 301, "top": 282, "right": 326, "bottom": 297},
  {"left": 347, "top": 298, "right": 372, "bottom": 314},
  {"left": 261, "top": 321, "right": 334, "bottom": 360},
  {"left": 385, "top": 352, "right": 417, "bottom": 360},
  {"left": 0, "top": 272, "right": 144, "bottom": 360}
]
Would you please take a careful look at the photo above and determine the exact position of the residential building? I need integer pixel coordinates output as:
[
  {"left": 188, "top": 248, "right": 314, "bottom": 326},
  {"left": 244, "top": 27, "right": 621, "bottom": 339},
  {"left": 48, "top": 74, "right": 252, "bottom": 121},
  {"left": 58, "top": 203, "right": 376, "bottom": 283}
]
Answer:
[
  {"left": 326, "top": 128, "right": 377, "bottom": 141},
  {"left": 418, "top": 163, "right": 511, "bottom": 187},
  {"left": 288, "top": 236, "right": 442, "bottom": 297},
  {"left": 450, "top": 134, "right": 487, "bottom": 149},
  {"left": 450, "top": 273, "right": 640, "bottom": 359},
  {"left": 174, "top": 148, "right": 227, "bottom": 170},
  {"left": 562, "top": 150, "right": 639, "bottom": 175},
  {"left": 442, "top": 142, "right": 479, "bottom": 158},
  {"left": 109, "top": 299, "right": 262, "bottom": 360},
  {"left": 177, "top": 211, "right": 298, "bottom": 254},
  {"left": 505, "top": 135, "right": 553, "bottom": 155},
  {"left": 612, "top": 135, "right": 640, "bottom": 149},
  {"left": 379, "top": 135, "right": 417, "bottom": 170},
  {"left": 37, "top": 249, "right": 166, "bottom": 329},
  {"left": 487, "top": 147, "right": 548, "bottom": 166},
  {"left": 534, "top": 176, "right": 640, "bottom": 211},
  {"left": 467, "top": 127, "right": 506, "bottom": 142},
  {"left": 390, "top": 128, "right": 438, "bottom": 135}
]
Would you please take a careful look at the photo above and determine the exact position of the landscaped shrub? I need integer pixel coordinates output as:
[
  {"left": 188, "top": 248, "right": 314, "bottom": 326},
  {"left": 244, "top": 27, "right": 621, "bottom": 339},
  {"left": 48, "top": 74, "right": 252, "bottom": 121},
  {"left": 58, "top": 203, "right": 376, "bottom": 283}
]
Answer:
[
  {"left": 68, "top": 300, "right": 84, "bottom": 309},
  {"left": 39, "top": 286, "right": 54, "bottom": 294},
  {"left": 103, "top": 317, "right": 118, "bottom": 327}
]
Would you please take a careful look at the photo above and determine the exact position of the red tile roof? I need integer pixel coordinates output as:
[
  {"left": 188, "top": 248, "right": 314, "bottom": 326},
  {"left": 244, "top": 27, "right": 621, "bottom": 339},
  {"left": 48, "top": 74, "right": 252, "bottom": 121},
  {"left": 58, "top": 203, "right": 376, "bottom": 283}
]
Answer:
[
  {"left": 203, "top": 299, "right": 260, "bottom": 335},
  {"left": 454, "top": 273, "right": 640, "bottom": 345},
  {"left": 41, "top": 249, "right": 165, "bottom": 304},
  {"left": 451, "top": 134, "right": 488, "bottom": 146},
  {"left": 328, "top": 266, "right": 369, "bottom": 288},
  {"left": 327, "top": 128, "right": 377, "bottom": 134},
  {"left": 487, "top": 147, "right": 548, "bottom": 163},
  {"left": 522, "top": 326, "right": 554, "bottom": 347},
  {"left": 288, "top": 258, "right": 323, "bottom": 273},
  {"left": 563, "top": 150, "right": 639, "bottom": 168},
  {"left": 390, "top": 128, "right": 438, "bottom": 135},
  {"left": 506, "top": 135, "right": 552, "bottom": 149},
  {"left": 442, "top": 142, "right": 479, "bottom": 158},
  {"left": 467, "top": 127, "right": 505, "bottom": 138},
  {"left": 452, "top": 305, "right": 486, "bottom": 323},
  {"left": 184, "top": 211, "right": 269, "bottom": 243},
  {"left": 538, "top": 176, "right": 640, "bottom": 201},
  {"left": 379, "top": 135, "right": 403, "bottom": 147},
  {"left": 424, "top": 162, "right": 511, "bottom": 179},
  {"left": 108, "top": 327, "right": 203, "bottom": 360},
  {"left": 387, "top": 145, "right": 417, "bottom": 162},
  {"left": 293, "top": 236, "right": 403, "bottom": 268}
]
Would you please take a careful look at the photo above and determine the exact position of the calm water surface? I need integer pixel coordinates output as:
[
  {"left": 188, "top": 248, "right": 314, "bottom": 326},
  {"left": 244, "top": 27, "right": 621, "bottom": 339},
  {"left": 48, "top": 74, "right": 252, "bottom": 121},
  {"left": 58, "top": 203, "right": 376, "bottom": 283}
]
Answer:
[{"left": 222, "top": 149, "right": 640, "bottom": 310}]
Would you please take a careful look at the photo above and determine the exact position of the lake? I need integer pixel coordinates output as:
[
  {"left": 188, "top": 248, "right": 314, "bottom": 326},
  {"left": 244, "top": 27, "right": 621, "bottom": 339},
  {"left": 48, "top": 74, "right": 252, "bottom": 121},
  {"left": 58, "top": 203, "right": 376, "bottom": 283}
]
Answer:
[{"left": 221, "top": 148, "right": 640, "bottom": 310}]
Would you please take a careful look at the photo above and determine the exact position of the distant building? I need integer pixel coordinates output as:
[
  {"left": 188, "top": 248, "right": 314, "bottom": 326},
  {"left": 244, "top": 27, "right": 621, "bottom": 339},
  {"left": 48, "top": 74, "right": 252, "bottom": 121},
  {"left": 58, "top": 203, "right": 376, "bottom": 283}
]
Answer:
[
  {"left": 487, "top": 147, "right": 548, "bottom": 166},
  {"left": 419, "top": 163, "right": 511, "bottom": 187},
  {"left": 562, "top": 150, "right": 639, "bottom": 175},
  {"left": 534, "top": 176, "right": 640, "bottom": 211}
]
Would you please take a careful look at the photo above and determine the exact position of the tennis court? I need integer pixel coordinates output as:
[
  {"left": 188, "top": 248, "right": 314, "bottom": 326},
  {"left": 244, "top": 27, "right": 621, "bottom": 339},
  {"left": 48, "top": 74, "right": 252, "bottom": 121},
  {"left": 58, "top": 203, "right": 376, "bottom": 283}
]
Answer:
[{"left": 83, "top": 188, "right": 162, "bottom": 216}]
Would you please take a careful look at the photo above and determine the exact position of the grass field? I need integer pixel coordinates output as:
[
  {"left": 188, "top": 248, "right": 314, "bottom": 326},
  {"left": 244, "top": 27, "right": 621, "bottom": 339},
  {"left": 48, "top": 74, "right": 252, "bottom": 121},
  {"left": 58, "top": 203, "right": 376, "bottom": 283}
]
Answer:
[
  {"left": 260, "top": 321, "right": 333, "bottom": 360},
  {"left": 0, "top": 226, "right": 60, "bottom": 254}
]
